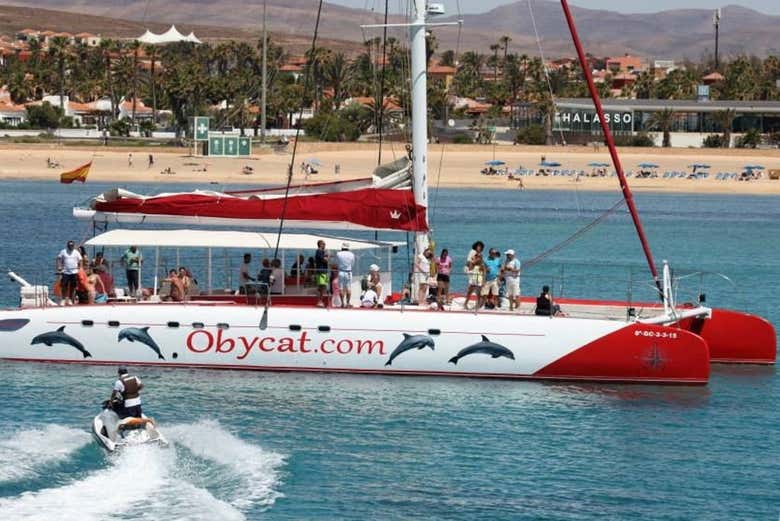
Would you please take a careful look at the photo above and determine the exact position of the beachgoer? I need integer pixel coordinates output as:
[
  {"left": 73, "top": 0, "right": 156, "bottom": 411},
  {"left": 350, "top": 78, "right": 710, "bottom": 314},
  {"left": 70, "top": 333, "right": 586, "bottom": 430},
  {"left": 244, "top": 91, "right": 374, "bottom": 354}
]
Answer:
[
  {"left": 465, "top": 241, "right": 484, "bottom": 272},
  {"left": 535, "top": 285, "right": 561, "bottom": 316},
  {"left": 414, "top": 247, "right": 433, "bottom": 305},
  {"left": 111, "top": 367, "right": 144, "bottom": 419},
  {"left": 94, "top": 264, "right": 115, "bottom": 298},
  {"left": 435, "top": 248, "right": 452, "bottom": 310},
  {"left": 121, "top": 245, "right": 142, "bottom": 297},
  {"left": 270, "top": 259, "right": 284, "bottom": 294},
  {"left": 367, "top": 264, "right": 383, "bottom": 302},
  {"left": 56, "top": 240, "right": 82, "bottom": 305},
  {"left": 481, "top": 249, "right": 502, "bottom": 309},
  {"left": 314, "top": 240, "right": 329, "bottom": 306},
  {"left": 503, "top": 249, "right": 521, "bottom": 311},
  {"left": 239, "top": 253, "right": 255, "bottom": 294},
  {"left": 178, "top": 266, "right": 192, "bottom": 298},
  {"left": 128, "top": 153, "right": 133, "bottom": 167},
  {"left": 148, "top": 154, "right": 154, "bottom": 168},
  {"left": 336, "top": 242, "right": 356, "bottom": 307}
]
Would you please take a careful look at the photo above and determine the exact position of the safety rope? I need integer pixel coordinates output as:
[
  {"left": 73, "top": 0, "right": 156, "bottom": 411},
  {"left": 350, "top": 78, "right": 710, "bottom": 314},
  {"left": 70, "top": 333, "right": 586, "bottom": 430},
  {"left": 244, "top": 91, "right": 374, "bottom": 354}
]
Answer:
[{"left": 521, "top": 198, "right": 625, "bottom": 270}]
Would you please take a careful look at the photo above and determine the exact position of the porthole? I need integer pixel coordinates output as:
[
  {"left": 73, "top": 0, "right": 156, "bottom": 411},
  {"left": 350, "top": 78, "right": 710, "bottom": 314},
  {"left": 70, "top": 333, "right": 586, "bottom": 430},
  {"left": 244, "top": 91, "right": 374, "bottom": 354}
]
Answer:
[
  {"left": 108, "top": 320, "right": 120, "bottom": 327},
  {"left": 428, "top": 328, "right": 441, "bottom": 336},
  {"left": 318, "top": 325, "right": 331, "bottom": 332},
  {"left": 217, "top": 323, "right": 229, "bottom": 330},
  {"left": 192, "top": 322, "right": 204, "bottom": 329},
  {"left": 81, "top": 320, "right": 94, "bottom": 327},
  {"left": 167, "top": 321, "right": 180, "bottom": 328},
  {"left": 289, "top": 324, "right": 302, "bottom": 331}
]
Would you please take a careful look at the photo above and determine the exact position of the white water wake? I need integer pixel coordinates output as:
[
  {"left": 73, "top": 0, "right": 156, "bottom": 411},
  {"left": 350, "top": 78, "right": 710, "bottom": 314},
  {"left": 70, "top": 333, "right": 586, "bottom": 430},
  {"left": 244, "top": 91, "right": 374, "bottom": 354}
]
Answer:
[
  {"left": 167, "top": 419, "right": 286, "bottom": 510},
  {"left": 0, "top": 420, "right": 285, "bottom": 520},
  {"left": 0, "top": 425, "right": 90, "bottom": 482}
]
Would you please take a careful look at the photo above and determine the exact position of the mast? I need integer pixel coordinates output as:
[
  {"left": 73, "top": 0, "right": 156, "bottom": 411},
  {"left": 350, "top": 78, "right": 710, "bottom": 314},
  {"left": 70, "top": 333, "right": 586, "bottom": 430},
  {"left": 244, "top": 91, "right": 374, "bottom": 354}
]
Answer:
[
  {"left": 261, "top": 0, "right": 268, "bottom": 143},
  {"left": 410, "top": 0, "right": 429, "bottom": 259},
  {"left": 559, "top": 0, "right": 660, "bottom": 288}
]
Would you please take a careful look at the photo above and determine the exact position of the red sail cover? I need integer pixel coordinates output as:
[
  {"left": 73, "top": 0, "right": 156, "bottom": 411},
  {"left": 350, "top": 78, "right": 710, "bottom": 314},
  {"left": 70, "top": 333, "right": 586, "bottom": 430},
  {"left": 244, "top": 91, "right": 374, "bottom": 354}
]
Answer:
[{"left": 93, "top": 188, "right": 429, "bottom": 232}]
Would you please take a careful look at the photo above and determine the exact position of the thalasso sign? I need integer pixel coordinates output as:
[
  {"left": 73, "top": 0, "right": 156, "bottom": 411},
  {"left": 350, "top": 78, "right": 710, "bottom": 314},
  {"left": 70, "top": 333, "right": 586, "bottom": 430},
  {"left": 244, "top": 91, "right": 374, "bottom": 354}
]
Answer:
[{"left": 556, "top": 111, "right": 633, "bottom": 125}]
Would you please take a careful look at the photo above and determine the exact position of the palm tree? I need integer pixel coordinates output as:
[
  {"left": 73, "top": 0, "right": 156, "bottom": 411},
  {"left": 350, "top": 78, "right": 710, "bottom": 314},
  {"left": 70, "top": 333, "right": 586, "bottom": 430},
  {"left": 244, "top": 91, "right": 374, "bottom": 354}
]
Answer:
[
  {"left": 712, "top": 109, "right": 736, "bottom": 148},
  {"left": 489, "top": 43, "right": 500, "bottom": 82},
  {"left": 47, "top": 36, "right": 70, "bottom": 116},
  {"left": 127, "top": 40, "right": 142, "bottom": 125},
  {"left": 648, "top": 108, "right": 675, "bottom": 147},
  {"left": 144, "top": 44, "right": 160, "bottom": 124},
  {"left": 323, "top": 52, "right": 348, "bottom": 109},
  {"left": 499, "top": 35, "right": 511, "bottom": 64}
]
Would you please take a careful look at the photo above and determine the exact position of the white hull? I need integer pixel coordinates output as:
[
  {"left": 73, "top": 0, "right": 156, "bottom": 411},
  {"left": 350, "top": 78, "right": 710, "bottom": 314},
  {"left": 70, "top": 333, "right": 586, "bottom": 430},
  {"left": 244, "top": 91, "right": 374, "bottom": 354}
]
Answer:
[{"left": 0, "top": 303, "right": 710, "bottom": 383}]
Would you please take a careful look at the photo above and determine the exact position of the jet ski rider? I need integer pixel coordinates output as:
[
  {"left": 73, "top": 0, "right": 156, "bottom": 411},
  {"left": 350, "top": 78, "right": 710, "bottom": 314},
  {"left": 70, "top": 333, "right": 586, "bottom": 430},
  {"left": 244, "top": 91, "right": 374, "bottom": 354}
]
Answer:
[{"left": 111, "top": 367, "right": 144, "bottom": 418}]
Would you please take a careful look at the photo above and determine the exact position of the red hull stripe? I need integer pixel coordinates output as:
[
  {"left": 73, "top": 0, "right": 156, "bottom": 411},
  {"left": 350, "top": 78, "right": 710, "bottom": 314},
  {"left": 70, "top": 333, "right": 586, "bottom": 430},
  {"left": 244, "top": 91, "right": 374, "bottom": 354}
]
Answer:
[
  {"left": 94, "top": 188, "right": 429, "bottom": 232},
  {"left": 0, "top": 358, "right": 706, "bottom": 384},
  {"left": 534, "top": 323, "right": 710, "bottom": 382}
]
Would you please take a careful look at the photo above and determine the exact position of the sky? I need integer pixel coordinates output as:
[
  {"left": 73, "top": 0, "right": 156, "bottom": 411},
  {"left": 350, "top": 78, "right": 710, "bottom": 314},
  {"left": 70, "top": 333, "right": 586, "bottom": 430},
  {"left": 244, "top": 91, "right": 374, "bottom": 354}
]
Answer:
[{"left": 329, "top": 0, "right": 780, "bottom": 15}]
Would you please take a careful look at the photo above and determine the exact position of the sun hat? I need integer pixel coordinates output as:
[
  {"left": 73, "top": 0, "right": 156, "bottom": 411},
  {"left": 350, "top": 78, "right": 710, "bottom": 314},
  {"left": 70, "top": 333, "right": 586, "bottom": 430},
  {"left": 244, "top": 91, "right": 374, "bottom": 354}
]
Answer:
[
  {"left": 369, "top": 264, "right": 379, "bottom": 271},
  {"left": 505, "top": 249, "right": 515, "bottom": 255},
  {"left": 342, "top": 242, "right": 350, "bottom": 249}
]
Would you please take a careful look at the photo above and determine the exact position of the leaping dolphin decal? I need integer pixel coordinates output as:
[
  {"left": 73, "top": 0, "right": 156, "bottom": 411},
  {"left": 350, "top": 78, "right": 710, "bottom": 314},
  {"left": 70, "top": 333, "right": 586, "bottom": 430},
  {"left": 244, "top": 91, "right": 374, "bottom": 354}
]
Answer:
[
  {"left": 31, "top": 325, "right": 92, "bottom": 358},
  {"left": 448, "top": 335, "right": 514, "bottom": 365},
  {"left": 118, "top": 327, "right": 165, "bottom": 360},
  {"left": 385, "top": 333, "right": 435, "bottom": 366}
]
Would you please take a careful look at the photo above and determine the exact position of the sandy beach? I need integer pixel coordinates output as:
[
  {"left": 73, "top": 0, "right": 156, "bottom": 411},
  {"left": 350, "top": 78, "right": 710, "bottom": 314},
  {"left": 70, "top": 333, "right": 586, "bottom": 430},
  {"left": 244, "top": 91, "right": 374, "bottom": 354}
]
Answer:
[{"left": 1, "top": 142, "right": 779, "bottom": 194}]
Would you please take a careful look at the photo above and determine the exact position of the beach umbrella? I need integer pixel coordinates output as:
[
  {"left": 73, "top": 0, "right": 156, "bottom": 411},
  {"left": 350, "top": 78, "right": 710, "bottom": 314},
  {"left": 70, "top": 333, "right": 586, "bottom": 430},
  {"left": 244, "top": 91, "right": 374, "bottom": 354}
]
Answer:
[
  {"left": 485, "top": 160, "right": 506, "bottom": 166},
  {"left": 307, "top": 158, "right": 323, "bottom": 166},
  {"left": 688, "top": 163, "right": 710, "bottom": 169},
  {"left": 587, "top": 162, "right": 609, "bottom": 167},
  {"left": 637, "top": 162, "right": 659, "bottom": 168},
  {"left": 539, "top": 161, "right": 561, "bottom": 167},
  {"left": 744, "top": 165, "right": 765, "bottom": 170}
]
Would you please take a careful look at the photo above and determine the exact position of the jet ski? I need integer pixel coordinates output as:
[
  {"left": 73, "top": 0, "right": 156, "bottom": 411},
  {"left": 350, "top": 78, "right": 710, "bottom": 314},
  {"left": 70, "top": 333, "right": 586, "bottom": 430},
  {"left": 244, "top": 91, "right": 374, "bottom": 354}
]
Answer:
[{"left": 92, "top": 401, "right": 168, "bottom": 452}]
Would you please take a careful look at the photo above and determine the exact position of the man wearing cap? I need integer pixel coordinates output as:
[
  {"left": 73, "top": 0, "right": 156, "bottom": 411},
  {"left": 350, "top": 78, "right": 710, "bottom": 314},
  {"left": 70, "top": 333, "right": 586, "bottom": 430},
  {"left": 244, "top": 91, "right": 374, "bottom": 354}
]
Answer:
[
  {"left": 56, "top": 240, "right": 83, "bottom": 305},
  {"left": 121, "top": 245, "right": 143, "bottom": 297},
  {"left": 367, "top": 264, "right": 383, "bottom": 302},
  {"left": 481, "top": 249, "right": 502, "bottom": 309},
  {"left": 503, "top": 249, "right": 521, "bottom": 311},
  {"left": 336, "top": 242, "right": 355, "bottom": 307},
  {"left": 111, "top": 367, "right": 144, "bottom": 419}
]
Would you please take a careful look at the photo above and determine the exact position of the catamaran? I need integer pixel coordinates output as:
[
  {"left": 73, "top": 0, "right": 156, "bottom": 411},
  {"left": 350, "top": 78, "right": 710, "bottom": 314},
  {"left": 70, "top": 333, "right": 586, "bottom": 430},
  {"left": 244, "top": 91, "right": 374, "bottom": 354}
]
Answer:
[{"left": 0, "top": 1, "right": 775, "bottom": 383}]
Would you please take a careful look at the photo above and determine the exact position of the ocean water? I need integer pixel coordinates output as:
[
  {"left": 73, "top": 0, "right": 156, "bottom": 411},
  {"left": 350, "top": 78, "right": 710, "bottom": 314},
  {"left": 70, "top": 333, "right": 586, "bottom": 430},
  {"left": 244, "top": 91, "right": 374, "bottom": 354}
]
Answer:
[{"left": 0, "top": 180, "right": 778, "bottom": 520}]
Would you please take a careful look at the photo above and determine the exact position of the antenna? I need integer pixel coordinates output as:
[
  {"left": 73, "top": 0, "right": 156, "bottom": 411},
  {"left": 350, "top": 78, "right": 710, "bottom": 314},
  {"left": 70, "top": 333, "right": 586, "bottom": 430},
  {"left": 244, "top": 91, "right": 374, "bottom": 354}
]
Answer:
[{"left": 713, "top": 8, "right": 721, "bottom": 71}]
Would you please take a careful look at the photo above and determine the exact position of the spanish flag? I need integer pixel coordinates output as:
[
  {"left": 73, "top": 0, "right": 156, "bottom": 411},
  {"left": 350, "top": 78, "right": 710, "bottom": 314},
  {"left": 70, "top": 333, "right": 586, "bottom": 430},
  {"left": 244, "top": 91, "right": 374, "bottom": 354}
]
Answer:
[{"left": 60, "top": 161, "right": 92, "bottom": 184}]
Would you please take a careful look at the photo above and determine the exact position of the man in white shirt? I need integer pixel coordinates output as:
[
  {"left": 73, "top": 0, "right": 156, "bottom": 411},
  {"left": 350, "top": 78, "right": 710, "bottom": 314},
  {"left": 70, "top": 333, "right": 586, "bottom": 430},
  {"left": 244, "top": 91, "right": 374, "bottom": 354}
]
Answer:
[
  {"left": 503, "top": 249, "right": 521, "bottom": 311},
  {"left": 239, "top": 253, "right": 255, "bottom": 294},
  {"left": 335, "top": 242, "right": 355, "bottom": 307},
  {"left": 414, "top": 247, "right": 433, "bottom": 305},
  {"left": 270, "top": 258, "right": 285, "bottom": 294},
  {"left": 56, "top": 240, "right": 82, "bottom": 305}
]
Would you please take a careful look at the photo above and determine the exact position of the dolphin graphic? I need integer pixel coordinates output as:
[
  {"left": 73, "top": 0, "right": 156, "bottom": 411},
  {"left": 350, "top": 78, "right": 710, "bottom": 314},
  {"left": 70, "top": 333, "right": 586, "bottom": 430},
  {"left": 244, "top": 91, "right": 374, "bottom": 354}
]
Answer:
[
  {"left": 31, "top": 325, "right": 92, "bottom": 358},
  {"left": 448, "top": 335, "right": 514, "bottom": 365},
  {"left": 118, "top": 327, "right": 165, "bottom": 360},
  {"left": 385, "top": 333, "right": 435, "bottom": 366}
]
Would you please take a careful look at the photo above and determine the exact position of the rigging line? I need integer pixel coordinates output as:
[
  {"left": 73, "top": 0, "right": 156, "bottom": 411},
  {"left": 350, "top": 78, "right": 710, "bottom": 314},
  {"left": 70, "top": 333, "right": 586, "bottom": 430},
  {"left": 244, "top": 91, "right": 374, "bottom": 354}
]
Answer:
[
  {"left": 521, "top": 198, "right": 626, "bottom": 270},
  {"left": 430, "top": 0, "right": 463, "bottom": 222},
  {"left": 377, "top": 0, "right": 390, "bottom": 166},
  {"left": 526, "top": 0, "right": 566, "bottom": 145}
]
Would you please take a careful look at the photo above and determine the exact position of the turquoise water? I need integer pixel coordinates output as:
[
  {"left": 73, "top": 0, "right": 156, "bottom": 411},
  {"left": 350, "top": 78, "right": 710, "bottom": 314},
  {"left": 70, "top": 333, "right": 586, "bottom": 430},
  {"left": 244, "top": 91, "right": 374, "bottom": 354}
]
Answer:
[{"left": 0, "top": 180, "right": 778, "bottom": 519}]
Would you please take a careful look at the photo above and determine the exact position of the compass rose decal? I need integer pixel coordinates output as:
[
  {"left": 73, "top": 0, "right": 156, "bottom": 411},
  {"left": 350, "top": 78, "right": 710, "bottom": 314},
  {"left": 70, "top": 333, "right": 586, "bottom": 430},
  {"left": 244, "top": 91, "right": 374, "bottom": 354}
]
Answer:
[{"left": 642, "top": 342, "right": 666, "bottom": 370}]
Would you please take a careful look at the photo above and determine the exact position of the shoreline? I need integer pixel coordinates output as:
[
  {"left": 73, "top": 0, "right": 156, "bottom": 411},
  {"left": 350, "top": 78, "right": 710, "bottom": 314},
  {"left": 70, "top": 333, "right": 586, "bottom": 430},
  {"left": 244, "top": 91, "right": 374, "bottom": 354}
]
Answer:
[{"left": 1, "top": 143, "right": 779, "bottom": 195}]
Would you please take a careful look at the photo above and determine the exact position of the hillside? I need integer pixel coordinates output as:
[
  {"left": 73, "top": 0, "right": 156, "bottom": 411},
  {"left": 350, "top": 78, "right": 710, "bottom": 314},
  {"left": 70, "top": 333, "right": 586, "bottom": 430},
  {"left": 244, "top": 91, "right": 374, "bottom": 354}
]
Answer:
[{"left": 0, "top": 1, "right": 778, "bottom": 58}]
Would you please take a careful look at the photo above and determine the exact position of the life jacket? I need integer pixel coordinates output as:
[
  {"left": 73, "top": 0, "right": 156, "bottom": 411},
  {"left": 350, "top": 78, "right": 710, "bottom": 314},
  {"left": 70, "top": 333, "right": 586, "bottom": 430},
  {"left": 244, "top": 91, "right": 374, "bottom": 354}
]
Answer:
[{"left": 120, "top": 375, "right": 141, "bottom": 400}]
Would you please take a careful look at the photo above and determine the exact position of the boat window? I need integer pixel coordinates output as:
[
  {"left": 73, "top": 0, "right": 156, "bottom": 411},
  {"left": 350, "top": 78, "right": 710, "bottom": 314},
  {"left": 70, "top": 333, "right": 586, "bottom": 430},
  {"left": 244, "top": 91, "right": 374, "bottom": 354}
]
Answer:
[
  {"left": 167, "top": 321, "right": 180, "bottom": 328},
  {"left": 217, "top": 323, "right": 229, "bottom": 330},
  {"left": 318, "top": 325, "right": 331, "bottom": 332},
  {"left": 0, "top": 318, "right": 30, "bottom": 331},
  {"left": 289, "top": 324, "right": 302, "bottom": 331},
  {"left": 81, "top": 320, "right": 94, "bottom": 327},
  {"left": 427, "top": 328, "right": 441, "bottom": 336},
  {"left": 192, "top": 322, "right": 205, "bottom": 329},
  {"left": 108, "top": 320, "right": 120, "bottom": 328}
]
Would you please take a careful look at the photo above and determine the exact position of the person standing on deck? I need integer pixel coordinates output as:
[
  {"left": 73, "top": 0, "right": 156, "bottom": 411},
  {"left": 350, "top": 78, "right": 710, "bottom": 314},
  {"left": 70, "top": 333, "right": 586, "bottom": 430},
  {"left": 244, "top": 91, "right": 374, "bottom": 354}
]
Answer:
[
  {"left": 315, "top": 240, "right": 330, "bottom": 307},
  {"left": 481, "top": 249, "right": 502, "bottom": 309},
  {"left": 336, "top": 242, "right": 355, "bottom": 307},
  {"left": 503, "top": 249, "right": 521, "bottom": 311},
  {"left": 435, "top": 248, "right": 452, "bottom": 310},
  {"left": 414, "top": 247, "right": 433, "bottom": 306},
  {"left": 239, "top": 253, "right": 255, "bottom": 294},
  {"left": 56, "top": 240, "right": 82, "bottom": 306},
  {"left": 121, "top": 245, "right": 143, "bottom": 297}
]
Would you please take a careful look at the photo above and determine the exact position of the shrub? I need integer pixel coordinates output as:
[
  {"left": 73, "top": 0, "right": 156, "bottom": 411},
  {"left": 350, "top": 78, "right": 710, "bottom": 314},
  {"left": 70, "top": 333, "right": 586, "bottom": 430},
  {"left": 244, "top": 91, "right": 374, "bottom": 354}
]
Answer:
[
  {"left": 613, "top": 133, "right": 655, "bottom": 147},
  {"left": 109, "top": 119, "right": 131, "bottom": 137},
  {"left": 702, "top": 134, "right": 724, "bottom": 148},
  {"left": 515, "top": 125, "right": 545, "bottom": 145},
  {"left": 452, "top": 133, "right": 474, "bottom": 144},
  {"left": 26, "top": 102, "right": 63, "bottom": 129},
  {"left": 735, "top": 128, "right": 761, "bottom": 149}
]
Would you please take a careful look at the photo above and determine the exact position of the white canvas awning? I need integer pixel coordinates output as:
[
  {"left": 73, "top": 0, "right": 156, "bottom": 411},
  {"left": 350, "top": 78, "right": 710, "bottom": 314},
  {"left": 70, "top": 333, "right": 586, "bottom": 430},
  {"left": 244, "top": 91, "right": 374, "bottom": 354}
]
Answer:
[
  {"left": 135, "top": 25, "right": 200, "bottom": 44},
  {"left": 84, "top": 229, "right": 401, "bottom": 251}
]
